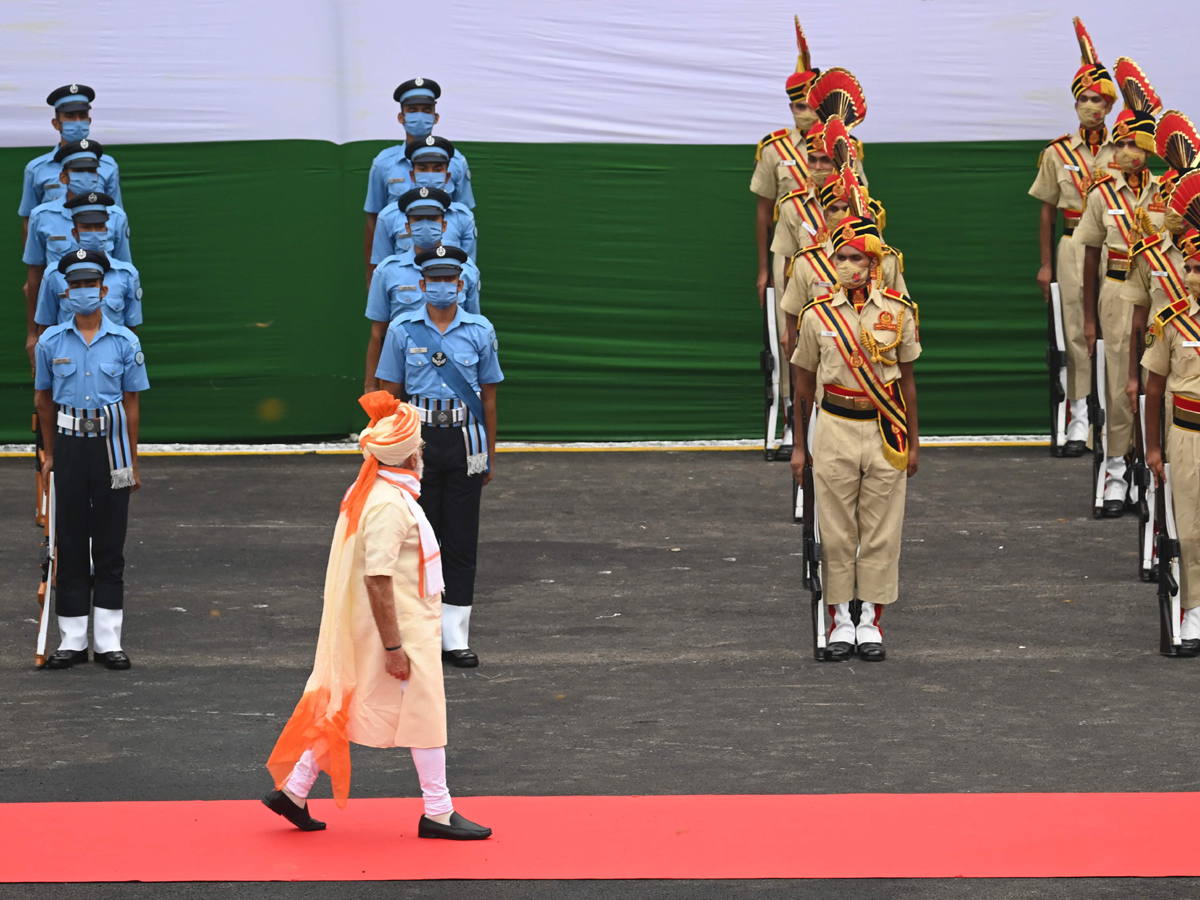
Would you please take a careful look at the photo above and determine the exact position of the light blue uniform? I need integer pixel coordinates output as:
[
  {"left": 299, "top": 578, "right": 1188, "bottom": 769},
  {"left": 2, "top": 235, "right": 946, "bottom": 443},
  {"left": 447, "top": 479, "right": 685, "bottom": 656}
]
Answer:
[
  {"left": 35, "top": 317, "right": 149, "bottom": 407},
  {"left": 19, "top": 148, "right": 122, "bottom": 217},
  {"left": 36, "top": 260, "right": 142, "bottom": 328},
  {"left": 366, "top": 250, "right": 481, "bottom": 321},
  {"left": 24, "top": 199, "right": 131, "bottom": 269},
  {"left": 364, "top": 145, "right": 474, "bottom": 213},
  {"left": 375, "top": 305, "right": 503, "bottom": 395},
  {"left": 371, "top": 199, "right": 477, "bottom": 264}
]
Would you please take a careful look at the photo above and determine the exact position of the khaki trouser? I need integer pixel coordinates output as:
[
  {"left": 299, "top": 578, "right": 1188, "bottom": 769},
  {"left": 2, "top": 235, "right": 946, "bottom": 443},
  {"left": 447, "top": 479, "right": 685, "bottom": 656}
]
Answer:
[
  {"left": 1099, "top": 274, "right": 1135, "bottom": 457},
  {"left": 1167, "top": 421, "right": 1200, "bottom": 610},
  {"left": 814, "top": 409, "right": 907, "bottom": 607},
  {"left": 772, "top": 252, "right": 790, "bottom": 402},
  {"left": 1057, "top": 233, "right": 1091, "bottom": 402}
]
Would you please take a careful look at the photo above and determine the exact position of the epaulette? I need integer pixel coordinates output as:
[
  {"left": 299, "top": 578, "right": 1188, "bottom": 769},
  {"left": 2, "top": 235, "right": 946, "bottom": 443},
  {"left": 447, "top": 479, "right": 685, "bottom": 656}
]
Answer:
[
  {"left": 797, "top": 243, "right": 826, "bottom": 256},
  {"left": 1088, "top": 172, "right": 1115, "bottom": 193},
  {"left": 1156, "top": 297, "right": 1190, "bottom": 328},
  {"left": 1046, "top": 133, "right": 1073, "bottom": 148},
  {"left": 1130, "top": 232, "right": 1163, "bottom": 259},
  {"left": 756, "top": 128, "right": 792, "bottom": 161},
  {"left": 779, "top": 186, "right": 808, "bottom": 204},
  {"left": 883, "top": 243, "right": 905, "bottom": 272},
  {"left": 1038, "top": 135, "right": 1071, "bottom": 167},
  {"left": 797, "top": 295, "right": 829, "bottom": 322},
  {"left": 881, "top": 287, "right": 916, "bottom": 310}
]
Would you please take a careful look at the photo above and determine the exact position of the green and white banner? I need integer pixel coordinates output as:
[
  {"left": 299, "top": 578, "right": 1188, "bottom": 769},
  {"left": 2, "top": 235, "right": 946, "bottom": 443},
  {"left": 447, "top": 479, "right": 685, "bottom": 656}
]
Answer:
[{"left": 1, "top": 0, "right": 1196, "bottom": 441}]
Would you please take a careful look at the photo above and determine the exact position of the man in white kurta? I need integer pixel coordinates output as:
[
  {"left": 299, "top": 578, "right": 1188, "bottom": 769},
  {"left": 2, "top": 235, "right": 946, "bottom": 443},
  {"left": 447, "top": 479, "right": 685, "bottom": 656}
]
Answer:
[{"left": 262, "top": 392, "right": 490, "bottom": 840}]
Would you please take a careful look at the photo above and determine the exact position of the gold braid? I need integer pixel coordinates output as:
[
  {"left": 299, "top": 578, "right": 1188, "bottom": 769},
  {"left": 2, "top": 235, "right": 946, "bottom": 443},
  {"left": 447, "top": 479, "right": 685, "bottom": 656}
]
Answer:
[
  {"left": 859, "top": 309, "right": 904, "bottom": 365},
  {"left": 1136, "top": 207, "right": 1161, "bottom": 239}
]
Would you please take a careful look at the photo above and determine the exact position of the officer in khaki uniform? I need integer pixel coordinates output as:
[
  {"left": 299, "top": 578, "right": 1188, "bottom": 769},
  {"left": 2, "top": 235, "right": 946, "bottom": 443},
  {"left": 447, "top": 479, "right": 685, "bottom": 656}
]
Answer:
[
  {"left": 790, "top": 215, "right": 921, "bottom": 663},
  {"left": 1075, "top": 57, "right": 1163, "bottom": 516},
  {"left": 1028, "top": 19, "right": 1117, "bottom": 455},
  {"left": 1141, "top": 170, "right": 1200, "bottom": 655}
]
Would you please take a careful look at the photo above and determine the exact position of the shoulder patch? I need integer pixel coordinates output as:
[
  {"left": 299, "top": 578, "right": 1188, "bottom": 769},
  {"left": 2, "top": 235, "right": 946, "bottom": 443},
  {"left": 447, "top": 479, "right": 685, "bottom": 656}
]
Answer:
[
  {"left": 1130, "top": 233, "right": 1163, "bottom": 259},
  {"left": 797, "top": 244, "right": 826, "bottom": 256},
  {"left": 134, "top": 351, "right": 145, "bottom": 366},
  {"left": 779, "top": 187, "right": 808, "bottom": 204},
  {"left": 1157, "top": 297, "right": 1190, "bottom": 327},
  {"left": 883, "top": 243, "right": 905, "bottom": 273},
  {"left": 1088, "top": 172, "right": 1115, "bottom": 193},
  {"left": 1046, "top": 133, "right": 1073, "bottom": 148},
  {"left": 758, "top": 129, "right": 790, "bottom": 149},
  {"left": 881, "top": 287, "right": 915, "bottom": 307}
]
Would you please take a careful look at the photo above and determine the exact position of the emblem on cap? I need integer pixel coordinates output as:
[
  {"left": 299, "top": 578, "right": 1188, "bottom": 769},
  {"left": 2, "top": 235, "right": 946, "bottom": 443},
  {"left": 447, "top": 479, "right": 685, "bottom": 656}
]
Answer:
[
  {"left": 425, "top": 136, "right": 436, "bottom": 146},
  {"left": 87, "top": 192, "right": 97, "bottom": 202},
  {"left": 419, "top": 187, "right": 429, "bottom": 197},
  {"left": 436, "top": 246, "right": 446, "bottom": 257},
  {"left": 76, "top": 249, "right": 87, "bottom": 260},
  {"left": 79, "top": 139, "right": 89, "bottom": 149},
  {"left": 415, "top": 77, "right": 424, "bottom": 86},
  {"left": 70, "top": 84, "right": 78, "bottom": 93},
  {"left": 840, "top": 222, "right": 857, "bottom": 242}
]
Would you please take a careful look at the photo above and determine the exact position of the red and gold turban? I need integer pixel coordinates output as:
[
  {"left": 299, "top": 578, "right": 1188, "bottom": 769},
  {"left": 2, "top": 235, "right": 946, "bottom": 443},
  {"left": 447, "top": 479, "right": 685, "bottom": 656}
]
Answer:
[
  {"left": 1178, "top": 228, "right": 1200, "bottom": 261},
  {"left": 1071, "top": 17, "right": 1117, "bottom": 102},
  {"left": 830, "top": 216, "right": 883, "bottom": 261},
  {"left": 785, "top": 15, "right": 819, "bottom": 101}
]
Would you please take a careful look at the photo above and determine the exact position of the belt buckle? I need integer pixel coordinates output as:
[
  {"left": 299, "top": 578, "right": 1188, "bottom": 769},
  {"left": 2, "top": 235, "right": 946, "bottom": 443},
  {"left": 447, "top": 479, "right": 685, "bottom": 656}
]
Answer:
[
  {"left": 82, "top": 418, "right": 97, "bottom": 434},
  {"left": 854, "top": 399, "right": 873, "bottom": 410},
  {"left": 432, "top": 409, "right": 453, "bottom": 426}
]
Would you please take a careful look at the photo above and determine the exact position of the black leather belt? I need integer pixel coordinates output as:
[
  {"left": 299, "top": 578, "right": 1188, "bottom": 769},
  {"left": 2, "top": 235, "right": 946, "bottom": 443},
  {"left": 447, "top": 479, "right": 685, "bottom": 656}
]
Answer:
[
  {"left": 1173, "top": 415, "right": 1200, "bottom": 433},
  {"left": 1105, "top": 269, "right": 1127, "bottom": 282},
  {"left": 821, "top": 397, "right": 877, "bottom": 421}
]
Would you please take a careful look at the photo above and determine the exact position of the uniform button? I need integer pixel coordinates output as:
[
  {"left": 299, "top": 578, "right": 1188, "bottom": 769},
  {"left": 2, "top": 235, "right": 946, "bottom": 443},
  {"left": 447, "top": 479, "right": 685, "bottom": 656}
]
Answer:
[
  {"left": 86, "top": 372, "right": 91, "bottom": 376},
  {"left": 442, "top": 383, "right": 447, "bottom": 387},
  {"left": 85, "top": 396, "right": 90, "bottom": 401}
]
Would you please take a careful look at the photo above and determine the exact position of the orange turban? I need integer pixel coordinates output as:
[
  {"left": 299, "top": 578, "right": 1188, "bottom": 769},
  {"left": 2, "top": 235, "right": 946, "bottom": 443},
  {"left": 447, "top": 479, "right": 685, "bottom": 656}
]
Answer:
[{"left": 340, "top": 392, "right": 422, "bottom": 539}]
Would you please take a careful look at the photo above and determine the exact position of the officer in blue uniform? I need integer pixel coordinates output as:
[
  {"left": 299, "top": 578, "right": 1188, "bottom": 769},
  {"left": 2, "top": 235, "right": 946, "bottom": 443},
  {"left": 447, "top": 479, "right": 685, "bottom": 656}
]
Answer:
[
  {"left": 376, "top": 246, "right": 502, "bottom": 668},
  {"left": 19, "top": 85, "right": 122, "bottom": 242},
  {"left": 362, "top": 78, "right": 474, "bottom": 277},
  {"left": 34, "top": 249, "right": 149, "bottom": 670},
  {"left": 24, "top": 155, "right": 131, "bottom": 365},
  {"left": 369, "top": 137, "right": 478, "bottom": 272},
  {"left": 37, "top": 248, "right": 142, "bottom": 330}
]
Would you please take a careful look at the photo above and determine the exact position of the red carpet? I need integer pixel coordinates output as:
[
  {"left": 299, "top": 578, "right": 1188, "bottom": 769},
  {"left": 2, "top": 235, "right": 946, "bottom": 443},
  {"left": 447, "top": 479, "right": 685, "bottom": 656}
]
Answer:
[{"left": 2, "top": 793, "right": 1198, "bottom": 881}]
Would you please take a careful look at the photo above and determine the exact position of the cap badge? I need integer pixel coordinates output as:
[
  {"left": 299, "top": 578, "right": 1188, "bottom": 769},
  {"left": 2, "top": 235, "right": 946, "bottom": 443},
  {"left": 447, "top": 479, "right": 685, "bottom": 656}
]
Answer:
[
  {"left": 1080, "top": 72, "right": 1094, "bottom": 90},
  {"left": 1117, "top": 121, "right": 1130, "bottom": 138},
  {"left": 419, "top": 187, "right": 429, "bottom": 198},
  {"left": 79, "top": 139, "right": 89, "bottom": 149},
  {"left": 436, "top": 246, "right": 447, "bottom": 257},
  {"left": 87, "top": 192, "right": 97, "bottom": 202},
  {"left": 69, "top": 84, "right": 78, "bottom": 93},
  {"left": 415, "top": 77, "right": 425, "bottom": 86},
  {"left": 425, "top": 136, "right": 436, "bottom": 146},
  {"left": 840, "top": 222, "right": 857, "bottom": 242},
  {"left": 76, "top": 249, "right": 87, "bottom": 259}
]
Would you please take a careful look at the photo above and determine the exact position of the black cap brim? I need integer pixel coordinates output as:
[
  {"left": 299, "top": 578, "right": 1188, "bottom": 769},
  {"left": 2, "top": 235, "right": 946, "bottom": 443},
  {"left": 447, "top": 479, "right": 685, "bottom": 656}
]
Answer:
[
  {"left": 421, "top": 264, "right": 464, "bottom": 278},
  {"left": 56, "top": 101, "right": 91, "bottom": 114},
  {"left": 64, "top": 267, "right": 105, "bottom": 282},
  {"left": 71, "top": 211, "right": 109, "bottom": 224}
]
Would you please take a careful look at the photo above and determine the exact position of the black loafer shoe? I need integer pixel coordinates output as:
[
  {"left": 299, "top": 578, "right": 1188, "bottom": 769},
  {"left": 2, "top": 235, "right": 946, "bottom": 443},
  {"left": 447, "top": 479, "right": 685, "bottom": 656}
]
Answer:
[
  {"left": 1062, "top": 440, "right": 1087, "bottom": 458},
  {"left": 442, "top": 649, "right": 479, "bottom": 668},
  {"left": 262, "top": 790, "right": 326, "bottom": 831},
  {"left": 45, "top": 649, "right": 88, "bottom": 669},
  {"left": 825, "top": 641, "right": 854, "bottom": 662},
  {"left": 418, "top": 811, "right": 492, "bottom": 840},
  {"left": 857, "top": 642, "right": 886, "bottom": 662},
  {"left": 94, "top": 650, "right": 131, "bottom": 670},
  {"left": 1177, "top": 639, "right": 1200, "bottom": 658},
  {"left": 1102, "top": 499, "right": 1124, "bottom": 518},
  {"left": 775, "top": 444, "right": 794, "bottom": 462}
]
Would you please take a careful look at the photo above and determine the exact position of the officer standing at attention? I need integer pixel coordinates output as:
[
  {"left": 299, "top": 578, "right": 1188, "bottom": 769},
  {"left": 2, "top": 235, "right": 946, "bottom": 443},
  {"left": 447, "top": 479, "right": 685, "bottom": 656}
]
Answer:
[
  {"left": 363, "top": 79, "right": 475, "bottom": 279},
  {"left": 36, "top": 199, "right": 141, "bottom": 330},
  {"left": 24, "top": 157, "right": 131, "bottom": 366},
  {"left": 1028, "top": 18, "right": 1116, "bottom": 457},
  {"left": 376, "top": 247, "right": 502, "bottom": 668},
  {"left": 34, "top": 249, "right": 148, "bottom": 670},
  {"left": 369, "top": 136, "right": 478, "bottom": 274},
  {"left": 789, "top": 215, "right": 921, "bottom": 662},
  {"left": 19, "top": 85, "right": 122, "bottom": 244}
]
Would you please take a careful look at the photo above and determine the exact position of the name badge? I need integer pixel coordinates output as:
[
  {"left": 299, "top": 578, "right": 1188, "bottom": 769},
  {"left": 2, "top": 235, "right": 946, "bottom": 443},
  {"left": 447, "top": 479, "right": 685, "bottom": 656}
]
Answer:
[
  {"left": 1184, "top": 341, "right": 1200, "bottom": 348},
  {"left": 821, "top": 330, "right": 837, "bottom": 337},
  {"left": 1151, "top": 270, "right": 1168, "bottom": 277},
  {"left": 816, "top": 280, "right": 833, "bottom": 287},
  {"left": 782, "top": 160, "right": 799, "bottom": 167},
  {"left": 49, "top": 235, "right": 66, "bottom": 241},
  {"left": 1064, "top": 164, "right": 1081, "bottom": 172},
  {"left": 52, "top": 357, "right": 71, "bottom": 364},
  {"left": 1107, "top": 209, "right": 1125, "bottom": 216},
  {"left": 409, "top": 347, "right": 428, "bottom": 353},
  {"left": 801, "top": 221, "right": 817, "bottom": 236},
  {"left": 395, "top": 285, "right": 418, "bottom": 291},
  {"left": 388, "top": 177, "right": 406, "bottom": 183}
]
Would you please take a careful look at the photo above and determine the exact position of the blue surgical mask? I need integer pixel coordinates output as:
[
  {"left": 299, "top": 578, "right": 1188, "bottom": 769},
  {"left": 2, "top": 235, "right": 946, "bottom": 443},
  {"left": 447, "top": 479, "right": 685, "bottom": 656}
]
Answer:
[
  {"left": 67, "top": 170, "right": 100, "bottom": 195},
  {"left": 60, "top": 120, "right": 90, "bottom": 142},
  {"left": 414, "top": 171, "right": 449, "bottom": 190},
  {"left": 409, "top": 219, "right": 443, "bottom": 248},
  {"left": 403, "top": 111, "right": 436, "bottom": 138},
  {"left": 76, "top": 230, "right": 108, "bottom": 252},
  {"left": 67, "top": 285, "right": 102, "bottom": 315},
  {"left": 424, "top": 281, "right": 460, "bottom": 309}
]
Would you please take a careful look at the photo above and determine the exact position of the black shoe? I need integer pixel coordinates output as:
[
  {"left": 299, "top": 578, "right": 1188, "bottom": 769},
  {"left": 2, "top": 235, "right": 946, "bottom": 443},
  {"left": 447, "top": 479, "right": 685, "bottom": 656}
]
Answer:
[
  {"left": 775, "top": 444, "right": 794, "bottom": 462},
  {"left": 262, "top": 790, "right": 326, "bottom": 831},
  {"left": 94, "top": 650, "right": 131, "bottom": 670},
  {"left": 857, "top": 642, "right": 886, "bottom": 662},
  {"left": 1062, "top": 440, "right": 1087, "bottom": 458},
  {"left": 1102, "top": 499, "right": 1124, "bottom": 518},
  {"left": 418, "top": 811, "right": 492, "bottom": 840},
  {"left": 1177, "top": 639, "right": 1200, "bottom": 658},
  {"left": 45, "top": 648, "right": 88, "bottom": 669},
  {"left": 825, "top": 641, "right": 854, "bottom": 662},
  {"left": 442, "top": 649, "right": 479, "bottom": 668}
]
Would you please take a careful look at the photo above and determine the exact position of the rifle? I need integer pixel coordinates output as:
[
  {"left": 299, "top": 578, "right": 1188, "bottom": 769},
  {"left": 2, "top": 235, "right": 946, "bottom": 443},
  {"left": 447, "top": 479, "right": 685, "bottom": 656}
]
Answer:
[
  {"left": 34, "top": 412, "right": 47, "bottom": 527},
  {"left": 1088, "top": 332, "right": 1107, "bottom": 518},
  {"left": 761, "top": 286, "right": 781, "bottom": 460},
  {"left": 1157, "top": 461, "right": 1182, "bottom": 656},
  {"left": 35, "top": 473, "right": 56, "bottom": 668},
  {"left": 1047, "top": 283, "right": 1069, "bottom": 457},
  {"left": 1134, "top": 331, "right": 1156, "bottom": 582},
  {"left": 800, "top": 401, "right": 827, "bottom": 660}
]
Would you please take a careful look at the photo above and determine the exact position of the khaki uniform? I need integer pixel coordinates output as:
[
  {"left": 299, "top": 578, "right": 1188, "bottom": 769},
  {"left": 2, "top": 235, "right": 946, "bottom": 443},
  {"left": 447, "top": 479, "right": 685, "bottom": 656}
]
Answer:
[
  {"left": 1075, "top": 169, "right": 1165, "bottom": 456},
  {"left": 1122, "top": 233, "right": 1185, "bottom": 317},
  {"left": 780, "top": 243, "right": 907, "bottom": 318},
  {"left": 771, "top": 188, "right": 827, "bottom": 261},
  {"left": 1029, "top": 132, "right": 1115, "bottom": 401},
  {"left": 1142, "top": 298, "right": 1200, "bottom": 609},
  {"left": 791, "top": 286, "right": 921, "bottom": 607}
]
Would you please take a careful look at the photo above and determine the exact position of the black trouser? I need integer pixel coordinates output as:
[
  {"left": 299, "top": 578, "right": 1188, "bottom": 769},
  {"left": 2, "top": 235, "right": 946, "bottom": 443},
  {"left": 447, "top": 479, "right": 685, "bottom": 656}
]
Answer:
[
  {"left": 53, "top": 434, "right": 130, "bottom": 617},
  {"left": 419, "top": 424, "right": 483, "bottom": 607}
]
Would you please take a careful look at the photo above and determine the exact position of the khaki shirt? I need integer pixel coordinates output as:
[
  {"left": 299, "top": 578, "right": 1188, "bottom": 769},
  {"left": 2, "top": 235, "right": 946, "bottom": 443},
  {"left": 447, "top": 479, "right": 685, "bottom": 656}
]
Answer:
[
  {"left": 792, "top": 286, "right": 921, "bottom": 388},
  {"left": 1122, "top": 233, "right": 1186, "bottom": 315},
  {"left": 1075, "top": 171, "right": 1165, "bottom": 253},
  {"left": 781, "top": 243, "right": 906, "bottom": 316},
  {"left": 1028, "top": 131, "right": 1116, "bottom": 211},
  {"left": 1142, "top": 297, "right": 1200, "bottom": 401},
  {"left": 771, "top": 190, "right": 826, "bottom": 257},
  {"left": 751, "top": 127, "right": 810, "bottom": 203}
]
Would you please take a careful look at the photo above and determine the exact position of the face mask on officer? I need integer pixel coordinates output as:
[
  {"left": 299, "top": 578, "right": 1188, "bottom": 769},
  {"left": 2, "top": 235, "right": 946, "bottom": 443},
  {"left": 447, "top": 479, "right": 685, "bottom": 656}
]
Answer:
[
  {"left": 791, "top": 101, "right": 818, "bottom": 133},
  {"left": 59, "top": 119, "right": 90, "bottom": 143},
  {"left": 65, "top": 168, "right": 100, "bottom": 196},
  {"left": 401, "top": 109, "right": 437, "bottom": 138},
  {"left": 67, "top": 283, "right": 104, "bottom": 315},
  {"left": 74, "top": 227, "right": 108, "bottom": 252},
  {"left": 824, "top": 201, "right": 850, "bottom": 232},
  {"left": 1114, "top": 140, "right": 1146, "bottom": 174},
  {"left": 1075, "top": 90, "right": 1109, "bottom": 129},
  {"left": 1186, "top": 263, "right": 1200, "bottom": 299},
  {"left": 414, "top": 170, "right": 450, "bottom": 190},
  {"left": 408, "top": 217, "right": 445, "bottom": 249},
  {"left": 422, "top": 278, "right": 461, "bottom": 309}
]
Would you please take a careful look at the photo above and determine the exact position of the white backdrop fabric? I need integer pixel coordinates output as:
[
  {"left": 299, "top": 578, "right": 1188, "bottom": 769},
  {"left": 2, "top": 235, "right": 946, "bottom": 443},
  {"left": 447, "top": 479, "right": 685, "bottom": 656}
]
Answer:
[{"left": 2, "top": 0, "right": 1198, "bottom": 147}]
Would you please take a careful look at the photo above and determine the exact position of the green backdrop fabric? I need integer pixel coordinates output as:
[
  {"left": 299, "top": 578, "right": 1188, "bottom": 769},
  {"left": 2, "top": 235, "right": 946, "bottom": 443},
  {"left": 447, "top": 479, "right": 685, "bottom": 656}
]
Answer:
[{"left": 0, "top": 139, "right": 1048, "bottom": 442}]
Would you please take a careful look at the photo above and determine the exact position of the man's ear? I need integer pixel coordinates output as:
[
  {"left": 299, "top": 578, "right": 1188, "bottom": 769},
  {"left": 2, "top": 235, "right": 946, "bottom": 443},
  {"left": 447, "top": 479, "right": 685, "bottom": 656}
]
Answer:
[
  {"left": 100, "top": 284, "right": 109, "bottom": 299},
  {"left": 72, "top": 226, "right": 79, "bottom": 241},
  {"left": 59, "top": 169, "right": 70, "bottom": 185},
  {"left": 432, "top": 111, "right": 440, "bottom": 126},
  {"left": 419, "top": 278, "right": 427, "bottom": 291},
  {"left": 441, "top": 220, "right": 448, "bottom": 233}
]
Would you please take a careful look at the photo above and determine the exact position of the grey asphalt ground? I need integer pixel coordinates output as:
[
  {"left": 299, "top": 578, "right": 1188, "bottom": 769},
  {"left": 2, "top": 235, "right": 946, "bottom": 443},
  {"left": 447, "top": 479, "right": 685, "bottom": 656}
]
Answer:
[{"left": 0, "top": 447, "right": 1196, "bottom": 898}]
